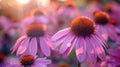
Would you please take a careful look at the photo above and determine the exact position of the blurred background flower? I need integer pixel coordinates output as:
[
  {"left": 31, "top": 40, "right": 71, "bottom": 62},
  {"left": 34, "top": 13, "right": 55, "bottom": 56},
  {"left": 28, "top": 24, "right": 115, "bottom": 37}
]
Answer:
[{"left": 0, "top": 0, "right": 120, "bottom": 67}]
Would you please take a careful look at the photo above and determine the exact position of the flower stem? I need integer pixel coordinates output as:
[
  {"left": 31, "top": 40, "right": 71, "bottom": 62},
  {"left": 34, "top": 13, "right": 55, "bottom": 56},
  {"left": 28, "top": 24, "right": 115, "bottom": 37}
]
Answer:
[{"left": 78, "top": 62, "right": 81, "bottom": 67}]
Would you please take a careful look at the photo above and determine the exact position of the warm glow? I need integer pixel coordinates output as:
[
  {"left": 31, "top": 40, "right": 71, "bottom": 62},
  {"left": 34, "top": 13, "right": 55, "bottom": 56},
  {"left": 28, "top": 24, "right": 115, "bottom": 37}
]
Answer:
[
  {"left": 16, "top": 0, "right": 30, "bottom": 4},
  {"left": 37, "top": 0, "right": 50, "bottom": 7}
]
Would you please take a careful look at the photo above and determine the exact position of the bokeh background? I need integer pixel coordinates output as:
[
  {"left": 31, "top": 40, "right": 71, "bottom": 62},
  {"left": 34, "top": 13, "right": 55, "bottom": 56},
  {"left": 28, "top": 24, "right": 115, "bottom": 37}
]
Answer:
[{"left": 0, "top": 0, "right": 120, "bottom": 67}]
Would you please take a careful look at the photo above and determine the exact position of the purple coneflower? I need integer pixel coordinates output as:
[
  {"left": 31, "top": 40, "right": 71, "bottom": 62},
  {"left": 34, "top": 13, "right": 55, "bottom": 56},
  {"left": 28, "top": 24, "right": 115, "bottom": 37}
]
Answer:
[
  {"left": 93, "top": 11, "right": 118, "bottom": 41},
  {"left": 52, "top": 16, "right": 107, "bottom": 63},
  {"left": 104, "top": 3, "right": 120, "bottom": 34},
  {"left": 11, "top": 23, "right": 53, "bottom": 56},
  {"left": 7, "top": 55, "right": 51, "bottom": 67},
  {"left": 57, "top": 0, "right": 79, "bottom": 29}
]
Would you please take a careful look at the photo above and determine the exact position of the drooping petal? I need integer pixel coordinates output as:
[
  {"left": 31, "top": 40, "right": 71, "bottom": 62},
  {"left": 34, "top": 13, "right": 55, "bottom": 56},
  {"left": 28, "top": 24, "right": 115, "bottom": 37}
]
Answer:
[
  {"left": 95, "top": 32, "right": 108, "bottom": 48},
  {"left": 52, "top": 28, "right": 70, "bottom": 41},
  {"left": 86, "top": 38, "right": 97, "bottom": 63},
  {"left": 105, "top": 25, "right": 118, "bottom": 41},
  {"left": 53, "top": 33, "right": 69, "bottom": 49},
  {"left": 40, "top": 37, "right": 51, "bottom": 56},
  {"left": 11, "top": 35, "right": 27, "bottom": 54},
  {"left": 59, "top": 33, "right": 75, "bottom": 54},
  {"left": 76, "top": 37, "right": 86, "bottom": 62},
  {"left": 29, "top": 38, "right": 37, "bottom": 56},
  {"left": 63, "top": 37, "right": 78, "bottom": 56},
  {"left": 101, "top": 25, "right": 108, "bottom": 41},
  {"left": 91, "top": 35, "right": 105, "bottom": 60},
  {"left": 17, "top": 38, "right": 30, "bottom": 55},
  {"left": 44, "top": 37, "right": 54, "bottom": 49}
]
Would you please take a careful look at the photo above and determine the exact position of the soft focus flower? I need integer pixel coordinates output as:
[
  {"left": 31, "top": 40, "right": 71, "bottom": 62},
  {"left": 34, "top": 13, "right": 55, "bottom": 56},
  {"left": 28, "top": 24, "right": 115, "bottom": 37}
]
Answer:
[
  {"left": 11, "top": 23, "right": 53, "bottom": 56},
  {"left": 19, "top": 8, "right": 57, "bottom": 35},
  {"left": 85, "top": 0, "right": 102, "bottom": 20},
  {"left": 7, "top": 55, "right": 51, "bottom": 67},
  {"left": 56, "top": 0, "right": 79, "bottom": 29},
  {"left": 106, "top": 47, "right": 120, "bottom": 67},
  {"left": 52, "top": 16, "right": 107, "bottom": 63},
  {"left": 104, "top": 2, "right": 120, "bottom": 34},
  {"left": 104, "top": 2, "right": 120, "bottom": 24},
  {"left": 93, "top": 11, "right": 118, "bottom": 41}
]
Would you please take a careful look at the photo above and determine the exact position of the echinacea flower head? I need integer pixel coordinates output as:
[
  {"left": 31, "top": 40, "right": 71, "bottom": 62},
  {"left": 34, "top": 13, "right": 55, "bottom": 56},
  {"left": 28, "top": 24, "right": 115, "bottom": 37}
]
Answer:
[
  {"left": 20, "top": 55, "right": 34, "bottom": 66},
  {"left": 93, "top": 11, "right": 118, "bottom": 41},
  {"left": 11, "top": 23, "right": 53, "bottom": 56},
  {"left": 94, "top": 11, "right": 109, "bottom": 25},
  {"left": 70, "top": 16, "right": 95, "bottom": 37},
  {"left": 52, "top": 16, "right": 107, "bottom": 63},
  {"left": 7, "top": 55, "right": 51, "bottom": 67},
  {"left": 25, "top": 23, "right": 46, "bottom": 37}
]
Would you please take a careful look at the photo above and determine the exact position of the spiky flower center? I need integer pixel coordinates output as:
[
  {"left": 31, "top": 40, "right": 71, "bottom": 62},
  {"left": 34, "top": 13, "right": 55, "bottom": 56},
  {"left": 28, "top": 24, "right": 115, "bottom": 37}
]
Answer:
[
  {"left": 26, "top": 23, "right": 46, "bottom": 37},
  {"left": 20, "top": 55, "right": 34, "bottom": 66},
  {"left": 70, "top": 16, "right": 95, "bottom": 37},
  {"left": 94, "top": 12, "right": 110, "bottom": 25}
]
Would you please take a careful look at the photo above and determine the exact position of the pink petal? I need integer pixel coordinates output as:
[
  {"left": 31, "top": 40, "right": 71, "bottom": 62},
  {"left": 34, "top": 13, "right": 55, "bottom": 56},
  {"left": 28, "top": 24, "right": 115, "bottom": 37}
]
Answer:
[
  {"left": 63, "top": 37, "right": 78, "bottom": 56},
  {"left": 35, "top": 58, "right": 51, "bottom": 64},
  {"left": 105, "top": 25, "right": 118, "bottom": 41},
  {"left": 52, "top": 28, "right": 70, "bottom": 41},
  {"left": 17, "top": 38, "right": 30, "bottom": 55},
  {"left": 40, "top": 37, "right": 51, "bottom": 56},
  {"left": 11, "top": 35, "right": 27, "bottom": 54},
  {"left": 76, "top": 37, "right": 86, "bottom": 62},
  {"left": 101, "top": 25, "right": 108, "bottom": 41},
  {"left": 53, "top": 34, "right": 69, "bottom": 48},
  {"left": 44, "top": 37, "right": 54, "bottom": 49},
  {"left": 29, "top": 38, "right": 37, "bottom": 56},
  {"left": 59, "top": 33, "right": 75, "bottom": 54},
  {"left": 86, "top": 38, "right": 97, "bottom": 63},
  {"left": 91, "top": 35, "right": 105, "bottom": 60},
  {"left": 95, "top": 32, "right": 108, "bottom": 48}
]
